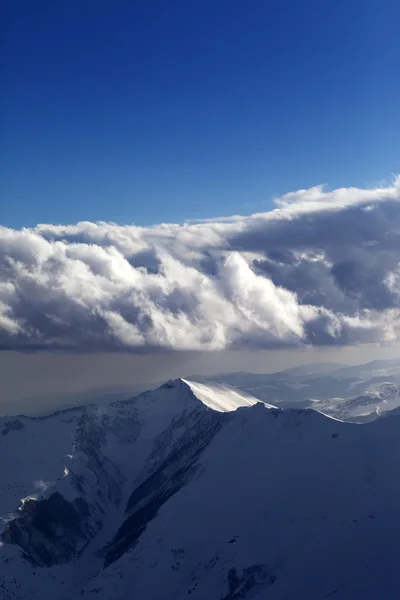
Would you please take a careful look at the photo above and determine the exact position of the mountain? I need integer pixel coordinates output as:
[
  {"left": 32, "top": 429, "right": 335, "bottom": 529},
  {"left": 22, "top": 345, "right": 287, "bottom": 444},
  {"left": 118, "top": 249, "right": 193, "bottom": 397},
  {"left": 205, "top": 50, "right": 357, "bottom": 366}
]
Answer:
[
  {"left": 192, "top": 358, "right": 400, "bottom": 420},
  {"left": 311, "top": 382, "right": 400, "bottom": 422},
  {"left": 1, "top": 378, "right": 399, "bottom": 599},
  {"left": 0, "top": 406, "right": 86, "bottom": 516},
  {"left": 0, "top": 380, "right": 267, "bottom": 598},
  {"left": 275, "top": 361, "right": 346, "bottom": 377},
  {"left": 327, "top": 358, "right": 400, "bottom": 380}
]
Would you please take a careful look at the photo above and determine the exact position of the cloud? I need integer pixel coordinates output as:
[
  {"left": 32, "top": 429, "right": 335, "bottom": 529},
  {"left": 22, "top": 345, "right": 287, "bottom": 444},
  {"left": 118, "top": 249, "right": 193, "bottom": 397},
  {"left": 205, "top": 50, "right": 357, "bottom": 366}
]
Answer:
[{"left": 0, "top": 178, "right": 399, "bottom": 351}]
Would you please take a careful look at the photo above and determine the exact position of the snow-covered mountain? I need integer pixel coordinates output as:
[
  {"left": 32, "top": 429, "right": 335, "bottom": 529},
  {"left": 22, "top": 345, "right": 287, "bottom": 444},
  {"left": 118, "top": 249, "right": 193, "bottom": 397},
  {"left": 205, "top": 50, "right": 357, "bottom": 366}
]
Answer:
[
  {"left": 1, "top": 377, "right": 400, "bottom": 599},
  {"left": 0, "top": 406, "right": 86, "bottom": 516},
  {"left": 192, "top": 358, "right": 400, "bottom": 422},
  {"left": 311, "top": 382, "right": 400, "bottom": 422}
]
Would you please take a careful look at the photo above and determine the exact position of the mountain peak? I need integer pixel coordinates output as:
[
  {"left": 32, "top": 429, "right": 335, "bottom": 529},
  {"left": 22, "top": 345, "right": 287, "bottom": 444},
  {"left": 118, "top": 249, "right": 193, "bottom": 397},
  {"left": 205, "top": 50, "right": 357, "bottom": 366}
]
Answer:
[
  {"left": 145, "top": 378, "right": 270, "bottom": 414},
  {"left": 159, "top": 378, "right": 190, "bottom": 391},
  {"left": 182, "top": 378, "right": 275, "bottom": 412}
]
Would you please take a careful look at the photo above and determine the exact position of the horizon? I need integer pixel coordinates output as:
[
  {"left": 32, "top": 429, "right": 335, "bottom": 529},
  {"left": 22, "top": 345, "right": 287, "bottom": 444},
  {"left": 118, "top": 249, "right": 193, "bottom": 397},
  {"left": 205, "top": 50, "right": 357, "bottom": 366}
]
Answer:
[{"left": 1, "top": 347, "right": 399, "bottom": 417}]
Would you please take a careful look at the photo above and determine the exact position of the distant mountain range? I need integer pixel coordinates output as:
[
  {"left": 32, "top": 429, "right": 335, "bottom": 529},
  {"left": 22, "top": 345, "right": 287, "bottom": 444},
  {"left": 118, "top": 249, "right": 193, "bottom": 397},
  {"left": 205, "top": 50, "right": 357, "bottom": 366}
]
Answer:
[{"left": 192, "top": 358, "right": 400, "bottom": 421}]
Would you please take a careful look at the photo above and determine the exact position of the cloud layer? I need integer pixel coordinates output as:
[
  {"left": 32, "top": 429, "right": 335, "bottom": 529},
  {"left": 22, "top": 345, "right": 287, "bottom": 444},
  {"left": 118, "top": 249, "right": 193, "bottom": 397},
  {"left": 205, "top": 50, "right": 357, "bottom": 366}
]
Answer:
[{"left": 1, "top": 179, "right": 399, "bottom": 351}]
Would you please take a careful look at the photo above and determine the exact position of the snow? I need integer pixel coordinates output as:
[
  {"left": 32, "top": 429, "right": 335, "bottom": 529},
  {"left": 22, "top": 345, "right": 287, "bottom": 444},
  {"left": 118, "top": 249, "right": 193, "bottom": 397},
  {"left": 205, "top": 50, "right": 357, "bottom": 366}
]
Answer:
[
  {"left": 1, "top": 375, "right": 400, "bottom": 600},
  {"left": 74, "top": 404, "right": 400, "bottom": 600},
  {"left": 285, "top": 382, "right": 309, "bottom": 390},
  {"left": 312, "top": 383, "right": 400, "bottom": 422},
  {"left": 0, "top": 407, "right": 84, "bottom": 516},
  {"left": 182, "top": 379, "right": 276, "bottom": 411}
]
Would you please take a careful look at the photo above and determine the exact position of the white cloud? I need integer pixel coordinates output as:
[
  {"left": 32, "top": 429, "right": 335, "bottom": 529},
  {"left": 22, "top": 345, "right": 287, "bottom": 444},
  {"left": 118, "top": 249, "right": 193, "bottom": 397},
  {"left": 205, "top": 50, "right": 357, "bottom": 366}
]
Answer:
[{"left": 0, "top": 179, "right": 399, "bottom": 351}]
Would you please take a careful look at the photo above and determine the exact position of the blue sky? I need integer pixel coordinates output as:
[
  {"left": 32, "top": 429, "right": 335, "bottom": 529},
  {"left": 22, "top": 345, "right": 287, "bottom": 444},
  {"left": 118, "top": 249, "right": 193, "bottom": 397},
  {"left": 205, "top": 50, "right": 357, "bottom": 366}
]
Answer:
[{"left": 1, "top": 0, "right": 399, "bottom": 228}]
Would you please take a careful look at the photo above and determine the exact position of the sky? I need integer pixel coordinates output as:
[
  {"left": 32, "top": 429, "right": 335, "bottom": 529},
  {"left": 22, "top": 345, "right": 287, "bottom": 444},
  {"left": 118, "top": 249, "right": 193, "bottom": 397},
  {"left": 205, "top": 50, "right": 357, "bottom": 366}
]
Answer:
[
  {"left": 0, "top": 1, "right": 399, "bottom": 413},
  {"left": 1, "top": 0, "right": 399, "bottom": 227}
]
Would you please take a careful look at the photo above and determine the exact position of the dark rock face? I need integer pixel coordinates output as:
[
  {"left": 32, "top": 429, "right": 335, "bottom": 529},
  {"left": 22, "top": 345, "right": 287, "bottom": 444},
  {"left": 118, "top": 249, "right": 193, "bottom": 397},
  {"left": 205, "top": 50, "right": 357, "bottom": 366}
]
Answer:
[
  {"left": 1, "top": 493, "right": 92, "bottom": 566},
  {"left": 102, "top": 407, "right": 226, "bottom": 567},
  {"left": 1, "top": 407, "right": 126, "bottom": 567},
  {"left": 2, "top": 420, "right": 24, "bottom": 436},
  {"left": 221, "top": 565, "right": 276, "bottom": 599}
]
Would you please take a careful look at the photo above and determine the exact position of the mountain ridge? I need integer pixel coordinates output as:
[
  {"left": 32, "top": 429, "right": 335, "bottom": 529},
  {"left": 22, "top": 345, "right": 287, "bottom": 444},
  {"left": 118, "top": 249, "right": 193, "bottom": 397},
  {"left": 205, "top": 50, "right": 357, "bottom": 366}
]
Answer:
[{"left": 1, "top": 377, "right": 400, "bottom": 599}]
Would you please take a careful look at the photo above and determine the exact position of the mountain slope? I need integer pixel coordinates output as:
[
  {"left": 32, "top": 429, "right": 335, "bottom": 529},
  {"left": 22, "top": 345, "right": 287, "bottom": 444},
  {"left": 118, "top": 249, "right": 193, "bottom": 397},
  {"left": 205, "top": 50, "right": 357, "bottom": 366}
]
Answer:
[
  {"left": 76, "top": 405, "right": 400, "bottom": 600},
  {"left": 0, "top": 379, "right": 263, "bottom": 599},
  {"left": 0, "top": 407, "right": 85, "bottom": 516},
  {"left": 1, "top": 379, "right": 400, "bottom": 600}
]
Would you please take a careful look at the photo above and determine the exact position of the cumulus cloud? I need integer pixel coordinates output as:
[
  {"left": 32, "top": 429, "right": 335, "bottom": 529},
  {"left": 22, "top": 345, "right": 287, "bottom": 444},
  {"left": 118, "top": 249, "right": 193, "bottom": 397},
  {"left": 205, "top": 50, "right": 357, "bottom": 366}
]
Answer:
[{"left": 0, "top": 179, "right": 399, "bottom": 351}]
